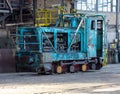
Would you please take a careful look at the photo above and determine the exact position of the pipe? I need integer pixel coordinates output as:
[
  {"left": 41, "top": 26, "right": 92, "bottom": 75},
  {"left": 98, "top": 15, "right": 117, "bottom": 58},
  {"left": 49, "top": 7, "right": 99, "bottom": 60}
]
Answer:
[{"left": 115, "top": 0, "right": 119, "bottom": 63}]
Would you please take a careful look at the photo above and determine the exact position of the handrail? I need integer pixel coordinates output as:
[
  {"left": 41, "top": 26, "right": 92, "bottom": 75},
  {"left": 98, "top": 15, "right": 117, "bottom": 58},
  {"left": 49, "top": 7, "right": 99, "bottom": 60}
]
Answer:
[{"left": 67, "top": 16, "right": 85, "bottom": 52}]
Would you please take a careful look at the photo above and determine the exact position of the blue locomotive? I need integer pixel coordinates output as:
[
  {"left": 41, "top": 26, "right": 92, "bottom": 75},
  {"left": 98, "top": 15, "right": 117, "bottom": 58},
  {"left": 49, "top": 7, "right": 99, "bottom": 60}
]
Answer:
[{"left": 15, "top": 13, "right": 107, "bottom": 74}]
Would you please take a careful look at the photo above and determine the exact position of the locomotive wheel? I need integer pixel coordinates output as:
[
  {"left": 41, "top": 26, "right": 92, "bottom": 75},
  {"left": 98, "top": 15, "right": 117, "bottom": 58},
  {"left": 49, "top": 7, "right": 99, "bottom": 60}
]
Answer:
[
  {"left": 81, "top": 64, "right": 87, "bottom": 72},
  {"left": 91, "top": 63, "right": 96, "bottom": 70},
  {"left": 36, "top": 68, "right": 41, "bottom": 74},
  {"left": 96, "top": 63, "right": 102, "bottom": 70},
  {"left": 70, "top": 65, "right": 75, "bottom": 73},
  {"left": 56, "top": 66, "right": 62, "bottom": 74}
]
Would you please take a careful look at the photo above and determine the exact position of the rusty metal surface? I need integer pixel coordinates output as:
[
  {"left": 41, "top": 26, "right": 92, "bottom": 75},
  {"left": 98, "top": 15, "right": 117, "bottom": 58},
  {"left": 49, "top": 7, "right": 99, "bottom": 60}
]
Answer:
[{"left": 0, "top": 49, "right": 16, "bottom": 73}]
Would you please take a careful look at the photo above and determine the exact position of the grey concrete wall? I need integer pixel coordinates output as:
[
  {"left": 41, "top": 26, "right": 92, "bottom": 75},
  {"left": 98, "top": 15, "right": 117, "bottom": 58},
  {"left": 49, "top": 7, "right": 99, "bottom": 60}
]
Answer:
[
  {"left": 104, "top": 13, "right": 120, "bottom": 43},
  {"left": 37, "top": 0, "right": 62, "bottom": 9},
  {"left": 105, "top": 13, "right": 116, "bottom": 25}
]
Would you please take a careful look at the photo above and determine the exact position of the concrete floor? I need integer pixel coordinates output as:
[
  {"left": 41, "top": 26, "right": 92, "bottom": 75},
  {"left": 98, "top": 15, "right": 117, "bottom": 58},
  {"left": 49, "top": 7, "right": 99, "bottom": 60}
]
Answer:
[{"left": 0, "top": 64, "right": 120, "bottom": 94}]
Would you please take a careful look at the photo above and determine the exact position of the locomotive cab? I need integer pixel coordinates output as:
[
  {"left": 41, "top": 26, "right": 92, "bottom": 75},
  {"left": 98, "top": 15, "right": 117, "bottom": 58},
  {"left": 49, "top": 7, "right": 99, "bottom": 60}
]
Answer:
[{"left": 87, "top": 16, "right": 105, "bottom": 58}]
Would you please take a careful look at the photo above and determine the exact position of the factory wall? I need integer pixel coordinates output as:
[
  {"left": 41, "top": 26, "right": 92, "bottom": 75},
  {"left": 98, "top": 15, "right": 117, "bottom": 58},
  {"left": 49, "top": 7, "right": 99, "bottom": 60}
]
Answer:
[
  {"left": 105, "top": 13, "right": 120, "bottom": 43},
  {"left": 0, "top": 49, "right": 15, "bottom": 73},
  {"left": 0, "top": 29, "right": 15, "bottom": 73},
  {"left": 37, "top": 0, "right": 71, "bottom": 13},
  {"left": 37, "top": 0, "right": 62, "bottom": 9}
]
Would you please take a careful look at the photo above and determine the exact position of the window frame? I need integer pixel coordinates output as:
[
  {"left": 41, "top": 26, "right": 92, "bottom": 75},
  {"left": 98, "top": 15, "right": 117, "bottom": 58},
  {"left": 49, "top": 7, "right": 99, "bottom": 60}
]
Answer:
[{"left": 76, "top": 0, "right": 117, "bottom": 13}]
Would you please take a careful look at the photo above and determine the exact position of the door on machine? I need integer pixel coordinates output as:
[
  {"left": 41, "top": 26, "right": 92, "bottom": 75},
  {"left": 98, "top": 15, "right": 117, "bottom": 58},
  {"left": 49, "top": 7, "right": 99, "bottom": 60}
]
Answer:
[{"left": 87, "top": 19, "right": 97, "bottom": 58}]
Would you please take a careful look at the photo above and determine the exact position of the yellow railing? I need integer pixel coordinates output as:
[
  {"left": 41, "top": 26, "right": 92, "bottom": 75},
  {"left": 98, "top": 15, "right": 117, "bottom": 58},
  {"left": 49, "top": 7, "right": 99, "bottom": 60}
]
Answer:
[
  {"left": 35, "top": 9, "right": 58, "bottom": 27},
  {"left": 102, "top": 49, "right": 108, "bottom": 66}
]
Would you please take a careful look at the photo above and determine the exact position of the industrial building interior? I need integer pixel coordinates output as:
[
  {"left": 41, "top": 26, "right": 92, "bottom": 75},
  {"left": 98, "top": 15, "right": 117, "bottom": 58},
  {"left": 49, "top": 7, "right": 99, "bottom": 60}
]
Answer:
[
  {"left": 0, "top": 0, "right": 120, "bottom": 94},
  {"left": 0, "top": 0, "right": 119, "bottom": 72}
]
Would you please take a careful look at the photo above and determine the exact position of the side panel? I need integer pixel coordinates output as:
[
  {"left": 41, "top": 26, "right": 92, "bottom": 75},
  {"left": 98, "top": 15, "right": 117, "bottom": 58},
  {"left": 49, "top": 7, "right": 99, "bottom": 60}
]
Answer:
[
  {"left": 42, "top": 52, "right": 86, "bottom": 63},
  {"left": 53, "top": 53, "right": 86, "bottom": 61},
  {"left": 88, "top": 31, "right": 97, "bottom": 57}
]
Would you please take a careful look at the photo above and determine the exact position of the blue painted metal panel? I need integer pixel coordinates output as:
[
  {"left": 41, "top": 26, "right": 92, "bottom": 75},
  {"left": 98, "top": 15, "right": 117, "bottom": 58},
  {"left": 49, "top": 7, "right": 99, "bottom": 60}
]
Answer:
[
  {"left": 88, "top": 30, "right": 97, "bottom": 57},
  {"left": 87, "top": 19, "right": 97, "bottom": 58},
  {"left": 52, "top": 53, "right": 86, "bottom": 61}
]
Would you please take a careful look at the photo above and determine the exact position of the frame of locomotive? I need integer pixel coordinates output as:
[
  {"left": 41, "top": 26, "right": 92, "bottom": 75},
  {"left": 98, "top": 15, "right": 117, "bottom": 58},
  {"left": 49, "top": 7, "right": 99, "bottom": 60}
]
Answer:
[{"left": 15, "top": 13, "right": 107, "bottom": 74}]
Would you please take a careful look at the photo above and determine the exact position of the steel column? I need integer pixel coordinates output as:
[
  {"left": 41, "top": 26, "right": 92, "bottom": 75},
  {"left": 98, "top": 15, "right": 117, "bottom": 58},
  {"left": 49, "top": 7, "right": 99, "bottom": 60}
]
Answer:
[
  {"left": 115, "top": 0, "right": 119, "bottom": 63},
  {"left": 33, "top": 0, "right": 37, "bottom": 26},
  {"left": 96, "top": 0, "right": 98, "bottom": 12}
]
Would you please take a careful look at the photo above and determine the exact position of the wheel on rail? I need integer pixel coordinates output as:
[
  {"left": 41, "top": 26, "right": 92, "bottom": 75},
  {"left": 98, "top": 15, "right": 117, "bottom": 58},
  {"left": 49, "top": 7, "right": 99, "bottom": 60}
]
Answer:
[
  {"left": 91, "top": 63, "right": 96, "bottom": 70},
  {"left": 81, "top": 64, "right": 87, "bottom": 72},
  {"left": 70, "top": 65, "right": 75, "bottom": 73},
  {"left": 56, "top": 65, "right": 62, "bottom": 74}
]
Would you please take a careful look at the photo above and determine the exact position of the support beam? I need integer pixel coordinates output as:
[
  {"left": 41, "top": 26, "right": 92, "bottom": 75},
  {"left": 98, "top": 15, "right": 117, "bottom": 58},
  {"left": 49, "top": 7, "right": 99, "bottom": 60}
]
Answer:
[
  {"left": 0, "top": 10, "right": 10, "bottom": 13},
  {"left": 96, "top": 0, "right": 98, "bottom": 12},
  {"left": 33, "top": 0, "right": 37, "bottom": 26},
  {"left": 5, "top": 0, "right": 13, "bottom": 13},
  {"left": 19, "top": 0, "right": 23, "bottom": 22},
  {"left": 115, "top": 0, "right": 119, "bottom": 63}
]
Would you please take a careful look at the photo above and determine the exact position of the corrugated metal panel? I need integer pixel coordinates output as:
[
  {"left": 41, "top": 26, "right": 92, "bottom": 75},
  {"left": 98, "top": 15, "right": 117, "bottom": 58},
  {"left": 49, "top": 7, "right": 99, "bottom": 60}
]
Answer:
[{"left": 0, "top": 49, "right": 16, "bottom": 73}]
